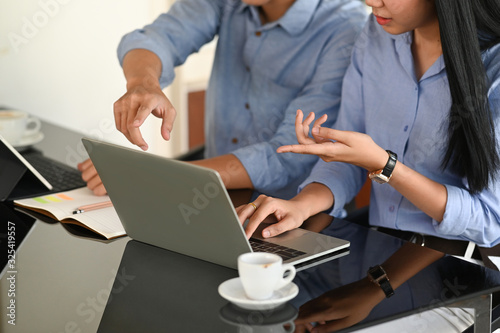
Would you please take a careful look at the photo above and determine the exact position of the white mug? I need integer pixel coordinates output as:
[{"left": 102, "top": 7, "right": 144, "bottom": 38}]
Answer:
[
  {"left": 0, "top": 110, "right": 41, "bottom": 145},
  {"left": 238, "top": 252, "right": 296, "bottom": 300}
]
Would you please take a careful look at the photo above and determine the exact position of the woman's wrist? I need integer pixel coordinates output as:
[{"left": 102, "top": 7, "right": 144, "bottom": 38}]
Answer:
[
  {"left": 292, "top": 182, "right": 335, "bottom": 219},
  {"left": 360, "top": 276, "right": 388, "bottom": 303},
  {"left": 369, "top": 148, "right": 393, "bottom": 173}
]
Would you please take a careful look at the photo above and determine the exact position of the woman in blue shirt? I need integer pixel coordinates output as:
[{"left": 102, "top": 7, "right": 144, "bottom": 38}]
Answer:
[
  {"left": 239, "top": 0, "right": 500, "bottom": 330},
  {"left": 77, "top": 0, "right": 367, "bottom": 200},
  {"left": 241, "top": 0, "right": 500, "bottom": 249}
]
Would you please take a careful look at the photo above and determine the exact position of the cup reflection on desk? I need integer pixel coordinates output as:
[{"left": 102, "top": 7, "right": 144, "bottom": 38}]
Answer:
[
  {"left": 238, "top": 252, "right": 296, "bottom": 300},
  {"left": 220, "top": 303, "right": 297, "bottom": 333}
]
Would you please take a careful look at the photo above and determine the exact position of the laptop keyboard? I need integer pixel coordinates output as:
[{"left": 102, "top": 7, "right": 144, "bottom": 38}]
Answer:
[
  {"left": 22, "top": 152, "right": 86, "bottom": 193},
  {"left": 249, "top": 238, "right": 306, "bottom": 261}
]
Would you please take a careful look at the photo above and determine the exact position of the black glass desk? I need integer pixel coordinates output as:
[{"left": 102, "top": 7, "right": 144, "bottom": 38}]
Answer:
[
  {"left": 1, "top": 204, "right": 499, "bottom": 333},
  {"left": 1, "top": 121, "right": 500, "bottom": 332}
]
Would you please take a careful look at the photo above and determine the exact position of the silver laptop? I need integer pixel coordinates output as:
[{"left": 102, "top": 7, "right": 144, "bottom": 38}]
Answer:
[{"left": 82, "top": 138, "right": 349, "bottom": 270}]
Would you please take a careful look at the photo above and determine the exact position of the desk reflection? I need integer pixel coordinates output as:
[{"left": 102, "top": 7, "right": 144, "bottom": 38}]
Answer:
[
  {"left": 220, "top": 303, "right": 297, "bottom": 333},
  {"left": 97, "top": 240, "right": 303, "bottom": 333},
  {"left": 96, "top": 219, "right": 500, "bottom": 333},
  {"left": 4, "top": 194, "right": 499, "bottom": 333},
  {"left": 97, "top": 240, "right": 236, "bottom": 332},
  {"left": 290, "top": 219, "right": 500, "bottom": 332}
]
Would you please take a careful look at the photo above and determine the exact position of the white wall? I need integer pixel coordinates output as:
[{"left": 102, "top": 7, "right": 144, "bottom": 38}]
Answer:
[{"left": 0, "top": 0, "right": 211, "bottom": 158}]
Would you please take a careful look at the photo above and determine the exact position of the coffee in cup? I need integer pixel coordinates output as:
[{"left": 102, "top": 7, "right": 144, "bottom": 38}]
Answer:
[
  {"left": 0, "top": 110, "right": 41, "bottom": 145},
  {"left": 238, "top": 252, "right": 296, "bottom": 300}
]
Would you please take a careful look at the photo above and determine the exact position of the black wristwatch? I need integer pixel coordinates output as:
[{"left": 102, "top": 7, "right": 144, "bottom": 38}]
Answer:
[
  {"left": 369, "top": 150, "right": 397, "bottom": 184},
  {"left": 367, "top": 265, "right": 394, "bottom": 298}
]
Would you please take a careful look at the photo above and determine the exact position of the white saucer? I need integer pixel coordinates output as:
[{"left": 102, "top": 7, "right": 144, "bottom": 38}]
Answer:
[
  {"left": 218, "top": 277, "right": 299, "bottom": 311},
  {"left": 13, "top": 132, "right": 44, "bottom": 151}
]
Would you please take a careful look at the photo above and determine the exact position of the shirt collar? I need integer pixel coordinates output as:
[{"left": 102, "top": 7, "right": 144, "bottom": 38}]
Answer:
[
  {"left": 236, "top": 0, "right": 320, "bottom": 36},
  {"left": 390, "top": 27, "right": 445, "bottom": 81}
]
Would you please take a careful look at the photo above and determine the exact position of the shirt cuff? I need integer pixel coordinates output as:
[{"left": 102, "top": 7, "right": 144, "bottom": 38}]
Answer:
[
  {"left": 232, "top": 143, "right": 270, "bottom": 189},
  {"left": 232, "top": 142, "right": 316, "bottom": 199},
  {"left": 432, "top": 184, "right": 468, "bottom": 236}
]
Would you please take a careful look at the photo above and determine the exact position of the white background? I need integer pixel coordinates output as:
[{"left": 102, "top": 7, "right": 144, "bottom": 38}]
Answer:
[{"left": 0, "top": 0, "right": 215, "bottom": 158}]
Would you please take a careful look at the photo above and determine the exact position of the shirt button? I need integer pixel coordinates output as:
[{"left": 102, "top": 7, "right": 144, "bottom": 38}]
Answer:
[
  {"left": 389, "top": 205, "right": 395, "bottom": 212},
  {"left": 245, "top": 103, "right": 250, "bottom": 109},
  {"left": 231, "top": 138, "right": 238, "bottom": 144},
  {"left": 255, "top": 31, "right": 262, "bottom": 37},
  {"left": 404, "top": 125, "right": 409, "bottom": 132}
]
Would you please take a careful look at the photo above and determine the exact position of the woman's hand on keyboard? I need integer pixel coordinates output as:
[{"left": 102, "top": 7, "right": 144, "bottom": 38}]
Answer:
[
  {"left": 77, "top": 159, "right": 108, "bottom": 196},
  {"left": 236, "top": 194, "right": 310, "bottom": 239}
]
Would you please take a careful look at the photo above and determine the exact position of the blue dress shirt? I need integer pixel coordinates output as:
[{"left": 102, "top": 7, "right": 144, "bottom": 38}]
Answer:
[
  {"left": 301, "top": 15, "right": 500, "bottom": 247},
  {"left": 117, "top": 0, "right": 367, "bottom": 199}
]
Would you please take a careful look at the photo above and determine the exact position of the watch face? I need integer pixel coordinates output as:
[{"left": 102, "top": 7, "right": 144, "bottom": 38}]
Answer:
[
  {"left": 368, "top": 266, "right": 394, "bottom": 298},
  {"left": 369, "top": 266, "right": 385, "bottom": 280}
]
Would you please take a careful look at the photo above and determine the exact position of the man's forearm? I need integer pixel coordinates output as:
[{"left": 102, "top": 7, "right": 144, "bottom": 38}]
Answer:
[
  {"left": 189, "top": 154, "right": 253, "bottom": 190},
  {"left": 122, "top": 49, "right": 163, "bottom": 90}
]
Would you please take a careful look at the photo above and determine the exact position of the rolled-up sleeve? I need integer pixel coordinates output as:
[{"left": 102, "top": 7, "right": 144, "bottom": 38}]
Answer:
[
  {"left": 117, "top": 0, "right": 223, "bottom": 88},
  {"left": 435, "top": 70, "right": 500, "bottom": 247},
  {"left": 435, "top": 183, "right": 500, "bottom": 247}
]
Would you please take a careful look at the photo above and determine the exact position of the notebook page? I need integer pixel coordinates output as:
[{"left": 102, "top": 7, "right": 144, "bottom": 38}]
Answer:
[
  {"left": 68, "top": 206, "right": 125, "bottom": 239},
  {"left": 15, "top": 187, "right": 112, "bottom": 220}
]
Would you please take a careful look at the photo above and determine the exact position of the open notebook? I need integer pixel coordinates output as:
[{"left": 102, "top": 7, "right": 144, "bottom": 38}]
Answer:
[{"left": 14, "top": 187, "right": 125, "bottom": 239}]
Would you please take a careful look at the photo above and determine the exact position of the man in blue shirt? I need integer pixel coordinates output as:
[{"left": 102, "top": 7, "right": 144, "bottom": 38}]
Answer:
[{"left": 78, "top": 0, "right": 367, "bottom": 199}]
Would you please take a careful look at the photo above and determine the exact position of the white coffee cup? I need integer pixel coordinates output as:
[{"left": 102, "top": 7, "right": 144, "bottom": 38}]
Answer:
[
  {"left": 238, "top": 252, "right": 296, "bottom": 300},
  {"left": 0, "top": 110, "right": 41, "bottom": 145}
]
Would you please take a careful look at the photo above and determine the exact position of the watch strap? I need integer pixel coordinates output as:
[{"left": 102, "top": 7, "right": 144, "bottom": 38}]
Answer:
[
  {"left": 381, "top": 150, "right": 397, "bottom": 178},
  {"left": 369, "top": 150, "right": 397, "bottom": 184},
  {"left": 368, "top": 265, "right": 395, "bottom": 298},
  {"left": 378, "top": 277, "right": 395, "bottom": 298}
]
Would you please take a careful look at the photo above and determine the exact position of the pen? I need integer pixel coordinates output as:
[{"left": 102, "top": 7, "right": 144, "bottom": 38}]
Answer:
[{"left": 73, "top": 201, "right": 113, "bottom": 214}]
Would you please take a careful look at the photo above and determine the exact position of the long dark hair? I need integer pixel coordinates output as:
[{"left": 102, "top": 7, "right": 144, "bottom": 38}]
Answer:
[{"left": 436, "top": 0, "right": 500, "bottom": 193}]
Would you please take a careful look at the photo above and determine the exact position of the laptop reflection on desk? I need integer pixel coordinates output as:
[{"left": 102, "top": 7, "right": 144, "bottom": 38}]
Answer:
[
  {"left": 82, "top": 138, "right": 349, "bottom": 270},
  {"left": 98, "top": 240, "right": 237, "bottom": 332}
]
